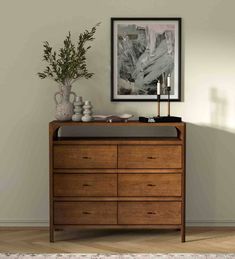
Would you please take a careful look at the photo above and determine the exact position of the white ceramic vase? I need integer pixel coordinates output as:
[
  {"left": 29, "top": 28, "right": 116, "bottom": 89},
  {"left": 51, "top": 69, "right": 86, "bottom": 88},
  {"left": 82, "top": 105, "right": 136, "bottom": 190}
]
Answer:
[
  {"left": 81, "top": 100, "right": 93, "bottom": 122},
  {"left": 54, "top": 84, "right": 76, "bottom": 121},
  {"left": 72, "top": 96, "right": 84, "bottom": 122}
]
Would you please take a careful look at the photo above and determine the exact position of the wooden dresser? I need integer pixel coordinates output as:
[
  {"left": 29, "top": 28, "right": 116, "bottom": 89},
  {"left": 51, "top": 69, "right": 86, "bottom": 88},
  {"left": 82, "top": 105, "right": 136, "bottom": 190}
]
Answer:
[{"left": 49, "top": 121, "right": 186, "bottom": 242}]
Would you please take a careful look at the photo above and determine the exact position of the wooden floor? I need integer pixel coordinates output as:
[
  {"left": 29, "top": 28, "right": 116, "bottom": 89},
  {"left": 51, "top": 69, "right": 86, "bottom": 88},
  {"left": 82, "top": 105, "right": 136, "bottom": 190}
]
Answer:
[{"left": 1, "top": 227, "right": 235, "bottom": 253}]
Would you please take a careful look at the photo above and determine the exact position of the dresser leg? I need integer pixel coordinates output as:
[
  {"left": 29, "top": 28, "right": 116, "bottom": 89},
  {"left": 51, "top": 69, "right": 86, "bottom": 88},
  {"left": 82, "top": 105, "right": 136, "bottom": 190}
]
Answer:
[
  {"left": 181, "top": 226, "right": 185, "bottom": 242},
  {"left": 50, "top": 227, "right": 55, "bottom": 242}
]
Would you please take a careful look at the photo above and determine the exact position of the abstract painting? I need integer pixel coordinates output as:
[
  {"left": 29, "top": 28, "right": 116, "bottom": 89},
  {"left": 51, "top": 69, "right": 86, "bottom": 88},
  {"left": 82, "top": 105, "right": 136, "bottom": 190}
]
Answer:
[{"left": 111, "top": 18, "right": 181, "bottom": 101}]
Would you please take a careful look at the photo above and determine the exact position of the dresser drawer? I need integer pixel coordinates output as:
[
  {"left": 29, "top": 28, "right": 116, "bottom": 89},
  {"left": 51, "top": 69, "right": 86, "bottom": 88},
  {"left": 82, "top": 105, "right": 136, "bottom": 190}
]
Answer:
[
  {"left": 118, "top": 202, "right": 181, "bottom": 225},
  {"left": 54, "top": 174, "right": 117, "bottom": 197},
  {"left": 118, "top": 145, "right": 182, "bottom": 169},
  {"left": 54, "top": 145, "right": 117, "bottom": 169},
  {"left": 54, "top": 202, "right": 117, "bottom": 225},
  {"left": 118, "top": 174, "right": 181, "bottom": 197}
]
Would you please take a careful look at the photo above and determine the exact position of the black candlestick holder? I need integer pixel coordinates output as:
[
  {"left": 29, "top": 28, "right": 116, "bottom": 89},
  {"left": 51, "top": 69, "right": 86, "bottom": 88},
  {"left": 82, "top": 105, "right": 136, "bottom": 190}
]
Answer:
[
  {"left": 139, "top": 83, "right": 182, "bottom": 123},
  {"left": 153, "top": 85, "right": 182, "bottom": 123},
  {"left": 167, "top": 86, "right": 171, "bottom": 116},
  {"left": 157, "top": 94, "right": 161, "bottom": 117}
]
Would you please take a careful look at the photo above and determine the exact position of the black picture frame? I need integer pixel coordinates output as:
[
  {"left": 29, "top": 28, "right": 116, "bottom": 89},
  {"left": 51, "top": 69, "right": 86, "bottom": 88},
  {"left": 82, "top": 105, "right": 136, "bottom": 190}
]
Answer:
[{"left": 111, "top": 17, "right": 181, "bottom": 102}]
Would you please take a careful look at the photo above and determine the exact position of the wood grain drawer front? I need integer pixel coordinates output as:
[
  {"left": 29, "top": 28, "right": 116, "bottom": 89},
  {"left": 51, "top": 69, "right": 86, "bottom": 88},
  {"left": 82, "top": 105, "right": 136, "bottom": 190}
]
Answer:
[
  {"left": 118, "top": 202, "right": 181, "bottom": 225},
  {"left": 54, "top": 174, "right": 117, "bottom": 197},
  {"left": 118, "top": 174, "right": 181, "bottom": 197},
  {"left": 54, "top": 202, "right": 117, "bottom": 225},
  {"left": 118, "top": 145, "right": 182, "bottom": 169},
  {"left": 54, "top": 145, "right": 117, "bottom": 169}
]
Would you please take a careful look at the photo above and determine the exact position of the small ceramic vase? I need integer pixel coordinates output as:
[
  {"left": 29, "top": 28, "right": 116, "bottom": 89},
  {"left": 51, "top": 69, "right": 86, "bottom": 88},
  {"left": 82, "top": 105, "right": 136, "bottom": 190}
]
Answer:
[
  {"left": 81, "top": 100, "right": 93, "bottom": 122},
  {"left": 72, "top": 96, "right": 84, "bottom": 121}
]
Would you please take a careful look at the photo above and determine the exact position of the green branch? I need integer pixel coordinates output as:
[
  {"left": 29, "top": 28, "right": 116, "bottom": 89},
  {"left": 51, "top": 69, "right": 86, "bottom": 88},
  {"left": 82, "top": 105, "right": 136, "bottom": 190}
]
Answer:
[{"left": 38, "top": 23, "right": 100, "bottom": 85}]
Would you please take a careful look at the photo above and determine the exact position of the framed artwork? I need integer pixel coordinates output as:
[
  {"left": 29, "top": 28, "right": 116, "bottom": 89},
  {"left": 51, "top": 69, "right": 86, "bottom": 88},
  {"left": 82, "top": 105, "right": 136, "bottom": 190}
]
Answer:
[{"left": 111, "top": 17, "right": 181, "bottom": 101}]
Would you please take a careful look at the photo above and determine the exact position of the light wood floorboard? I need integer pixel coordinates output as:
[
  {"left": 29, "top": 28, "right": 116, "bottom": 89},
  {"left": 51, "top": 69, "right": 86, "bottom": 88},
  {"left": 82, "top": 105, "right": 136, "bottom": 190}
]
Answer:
[{"left": 1, "top": 228, "right": 235, "bottom": 253}]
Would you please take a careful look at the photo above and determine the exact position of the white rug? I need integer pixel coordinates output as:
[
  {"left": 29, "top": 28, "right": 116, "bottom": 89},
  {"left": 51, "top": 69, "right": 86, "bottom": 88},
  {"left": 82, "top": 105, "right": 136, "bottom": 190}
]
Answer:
[{"left": 1, "top": 254, "right": 235, "bottom": 259}]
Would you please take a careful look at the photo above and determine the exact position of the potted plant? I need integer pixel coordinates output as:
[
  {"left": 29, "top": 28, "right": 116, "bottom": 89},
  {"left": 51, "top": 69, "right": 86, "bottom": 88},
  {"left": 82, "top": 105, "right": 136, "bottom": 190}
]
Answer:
[{"left": 38, "top": 23, "right": 100, "bottom": 121}]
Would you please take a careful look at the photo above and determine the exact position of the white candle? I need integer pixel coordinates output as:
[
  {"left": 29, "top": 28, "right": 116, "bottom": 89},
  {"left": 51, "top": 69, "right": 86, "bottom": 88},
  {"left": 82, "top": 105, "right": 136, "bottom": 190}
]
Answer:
[
  {"left": 157, "top": 81, "right": 161, "bottom": 95},
  {"left": 167, "top": 74, "right": 171, "bottom": 87}
]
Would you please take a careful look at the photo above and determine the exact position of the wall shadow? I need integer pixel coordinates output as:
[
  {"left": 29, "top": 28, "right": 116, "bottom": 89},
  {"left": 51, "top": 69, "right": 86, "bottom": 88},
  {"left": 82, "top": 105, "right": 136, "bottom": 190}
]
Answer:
[
  {"left": 210, "top": 87, "right": 227, "bottom": 126},
  {"left": 186, "top": 123, "right": 235, "bottom": 225}
]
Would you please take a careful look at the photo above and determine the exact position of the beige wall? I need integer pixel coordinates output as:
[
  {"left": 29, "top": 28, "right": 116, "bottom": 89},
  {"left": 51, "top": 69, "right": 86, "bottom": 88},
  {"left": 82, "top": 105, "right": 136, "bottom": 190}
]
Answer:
[{"left": 0, "top": 0, "right": 235, "bottom": 226}]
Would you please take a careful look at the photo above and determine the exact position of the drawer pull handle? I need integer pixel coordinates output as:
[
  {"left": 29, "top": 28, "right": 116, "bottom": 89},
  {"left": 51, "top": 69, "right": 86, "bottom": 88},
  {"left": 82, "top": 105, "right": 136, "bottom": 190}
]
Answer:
[
  {"left": 82, "top": 184, "right": 91, "bottom": 187},
  {"left": 147, "top": 156, "right": 156, "bottom": 159},
  {"left": 82, "top": 156, "right": 91, "bottom": 159},
  {"left": 82, "top": 211, "right": 91, "bottom": 215},
  {"left": 147, "top": 211, "right": 156, "bottom": 215},
  {"left": 147, "top": 184, "right": 156, "bottom": 187}
]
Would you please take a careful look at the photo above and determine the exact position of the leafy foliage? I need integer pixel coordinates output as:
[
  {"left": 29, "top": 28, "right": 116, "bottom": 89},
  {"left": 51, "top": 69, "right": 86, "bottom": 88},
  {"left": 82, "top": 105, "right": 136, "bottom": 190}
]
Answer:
[{"left": 38, "top": 23, "right": 100, "bottom": 86}]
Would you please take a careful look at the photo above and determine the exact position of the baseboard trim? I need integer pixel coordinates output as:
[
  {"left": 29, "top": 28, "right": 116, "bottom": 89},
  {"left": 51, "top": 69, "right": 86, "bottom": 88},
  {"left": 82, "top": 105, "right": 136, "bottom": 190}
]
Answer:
[
  {"left": 1, "top": 219, "right": 235, "bottom": 227},
  {"left": 186, "top": 220, "right": 235, "bottom": 227},
  {"left": 0, "top": 219, "right": 49, "bottom": 227}
]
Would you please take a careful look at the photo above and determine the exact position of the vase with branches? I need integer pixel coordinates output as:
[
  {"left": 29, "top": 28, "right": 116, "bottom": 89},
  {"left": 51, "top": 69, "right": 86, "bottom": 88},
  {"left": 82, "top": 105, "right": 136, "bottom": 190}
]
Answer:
[{"left": 38, "top": 23, "right": 100, "bottom": 121}]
